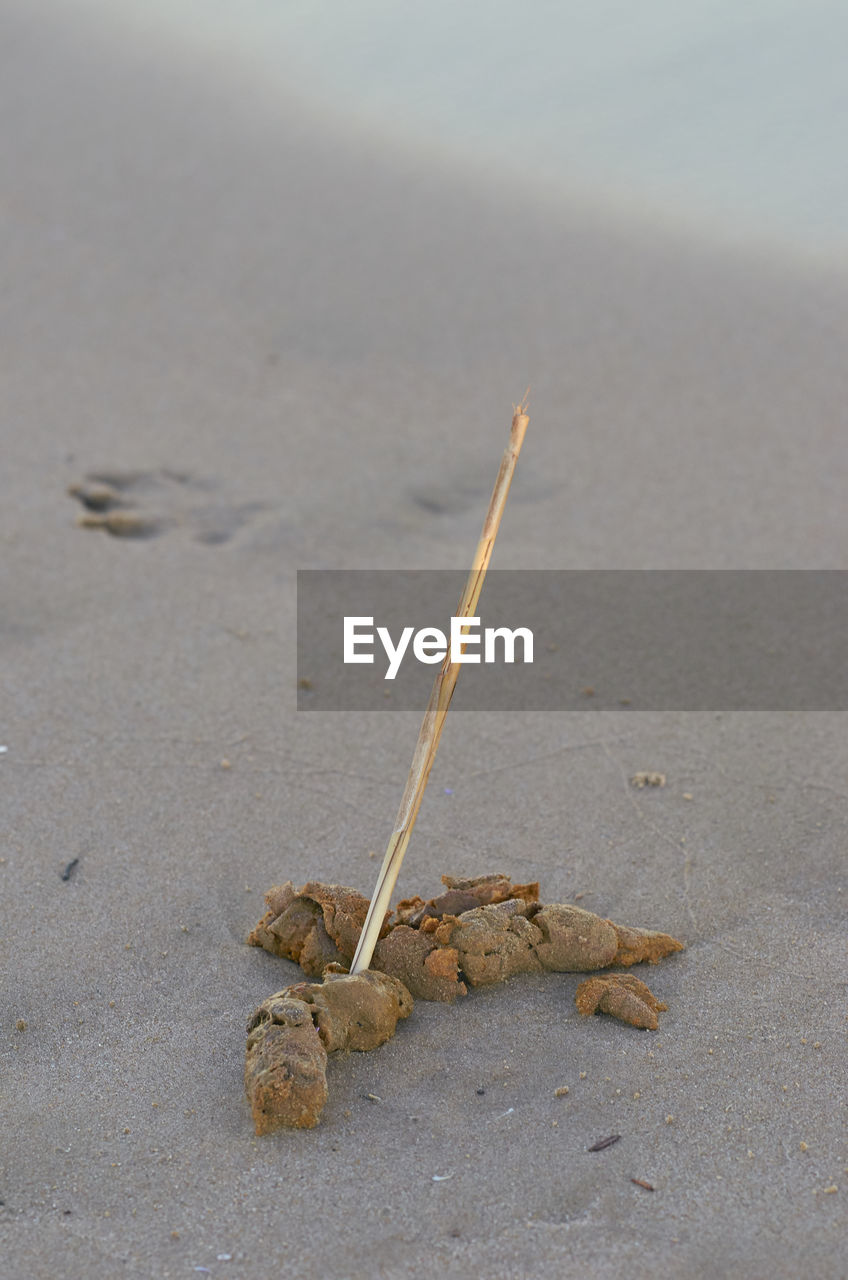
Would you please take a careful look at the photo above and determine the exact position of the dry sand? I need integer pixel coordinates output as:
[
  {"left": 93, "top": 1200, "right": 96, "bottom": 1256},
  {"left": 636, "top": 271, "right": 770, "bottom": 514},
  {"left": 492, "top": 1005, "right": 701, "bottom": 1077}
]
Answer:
[{"left": 2, "top": 4, "right": 847, "bottom": 1278}]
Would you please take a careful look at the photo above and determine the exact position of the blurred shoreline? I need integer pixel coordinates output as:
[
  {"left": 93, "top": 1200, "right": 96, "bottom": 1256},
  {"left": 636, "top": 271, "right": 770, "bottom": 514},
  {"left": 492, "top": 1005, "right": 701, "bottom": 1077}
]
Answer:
[{"left": 39, "top": 0, "right": 848, "bottom": 273}]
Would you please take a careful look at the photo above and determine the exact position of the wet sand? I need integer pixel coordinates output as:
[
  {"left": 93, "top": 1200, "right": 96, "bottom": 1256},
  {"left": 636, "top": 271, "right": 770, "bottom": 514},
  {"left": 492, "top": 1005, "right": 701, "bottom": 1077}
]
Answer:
[{"left": 2, "top": 4, "right": 847, "bottom": 1278}]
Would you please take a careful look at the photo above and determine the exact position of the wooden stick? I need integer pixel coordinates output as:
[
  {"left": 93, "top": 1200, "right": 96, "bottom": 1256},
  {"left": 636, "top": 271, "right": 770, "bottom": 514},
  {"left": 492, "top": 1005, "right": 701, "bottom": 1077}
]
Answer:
[{"left": 350, "top": 397, "right": 530, "bottom": 974}]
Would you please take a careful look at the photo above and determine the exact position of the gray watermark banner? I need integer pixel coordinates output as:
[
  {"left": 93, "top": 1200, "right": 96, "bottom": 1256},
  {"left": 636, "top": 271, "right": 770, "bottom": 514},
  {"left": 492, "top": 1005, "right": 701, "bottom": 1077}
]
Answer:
[{"left": 296, "top": 570, "right": 848, "bottom": 711}]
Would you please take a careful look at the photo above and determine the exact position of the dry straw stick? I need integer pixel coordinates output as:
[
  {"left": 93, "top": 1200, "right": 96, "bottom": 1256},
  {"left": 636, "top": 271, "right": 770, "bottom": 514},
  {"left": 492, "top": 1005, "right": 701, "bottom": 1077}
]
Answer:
[{"left": 350, "top": 396, "right": 530, "bottom": 974}]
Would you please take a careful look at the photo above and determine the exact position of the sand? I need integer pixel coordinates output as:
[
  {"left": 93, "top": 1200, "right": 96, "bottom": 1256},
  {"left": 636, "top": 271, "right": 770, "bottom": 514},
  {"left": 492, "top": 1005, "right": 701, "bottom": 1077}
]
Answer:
[{"left": 2, "top": 4, "right": 847, "bottom": 1278}]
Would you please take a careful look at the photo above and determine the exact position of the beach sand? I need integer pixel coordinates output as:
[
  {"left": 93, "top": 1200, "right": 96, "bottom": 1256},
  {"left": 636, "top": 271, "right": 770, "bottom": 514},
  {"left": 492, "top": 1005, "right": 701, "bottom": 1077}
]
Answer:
[{"left": 2, "top": 4, "right": 847, "bottom": 1278}]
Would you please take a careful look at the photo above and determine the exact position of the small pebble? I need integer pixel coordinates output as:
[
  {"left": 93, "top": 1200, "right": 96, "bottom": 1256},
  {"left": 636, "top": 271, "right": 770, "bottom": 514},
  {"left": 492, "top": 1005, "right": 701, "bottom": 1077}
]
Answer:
[{"left": 631, "top": 771, "right": 666, "bottom": 788}]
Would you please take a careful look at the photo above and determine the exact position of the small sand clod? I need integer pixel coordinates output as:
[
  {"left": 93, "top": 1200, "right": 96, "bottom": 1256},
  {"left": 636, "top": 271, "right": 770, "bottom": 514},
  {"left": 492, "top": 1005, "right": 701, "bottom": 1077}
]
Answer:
[{"left": 575, "top": 973, "right": 669, "bottom": 1030}]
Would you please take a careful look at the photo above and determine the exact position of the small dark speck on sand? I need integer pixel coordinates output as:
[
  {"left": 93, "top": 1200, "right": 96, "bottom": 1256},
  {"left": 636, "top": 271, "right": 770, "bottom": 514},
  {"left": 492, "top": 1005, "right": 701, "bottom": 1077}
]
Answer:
[
  {"left": 588, "top": 1134, "right": 621, "bottom": 1152},
  {"left": 61, "top": 858, "right": 79, "bottom": 881}
]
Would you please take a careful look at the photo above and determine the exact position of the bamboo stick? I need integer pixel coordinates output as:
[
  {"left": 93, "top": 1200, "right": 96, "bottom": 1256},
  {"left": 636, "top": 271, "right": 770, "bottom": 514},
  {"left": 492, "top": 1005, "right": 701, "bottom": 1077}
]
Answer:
[{"left": 350, "top": 396, "right": 530, "bottom": 974}]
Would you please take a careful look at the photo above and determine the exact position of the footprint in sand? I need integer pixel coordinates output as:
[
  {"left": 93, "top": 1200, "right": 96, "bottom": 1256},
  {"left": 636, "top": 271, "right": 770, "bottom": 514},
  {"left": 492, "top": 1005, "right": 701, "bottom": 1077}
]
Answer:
[
  {"left": 407, "top": 461, "right": 557, "bottom": 519},
  {"left": 68, "top": 469, "right": 266, "bottom": 545}
]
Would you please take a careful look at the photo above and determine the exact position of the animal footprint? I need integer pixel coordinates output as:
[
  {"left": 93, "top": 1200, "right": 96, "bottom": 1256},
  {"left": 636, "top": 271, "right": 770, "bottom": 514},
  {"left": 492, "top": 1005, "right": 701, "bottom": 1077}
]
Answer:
[
  {"left": 68, "top": 469, "right": 265, "bottom": 545},
  {"left": 407, "top": 462, "right": 557, "bottom": 520}
]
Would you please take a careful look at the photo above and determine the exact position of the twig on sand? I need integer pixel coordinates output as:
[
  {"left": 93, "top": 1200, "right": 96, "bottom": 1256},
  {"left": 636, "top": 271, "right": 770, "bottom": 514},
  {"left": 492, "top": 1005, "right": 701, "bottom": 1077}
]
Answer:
[{"left": 349, "top": 396, "right": 530, "bottom": 975}]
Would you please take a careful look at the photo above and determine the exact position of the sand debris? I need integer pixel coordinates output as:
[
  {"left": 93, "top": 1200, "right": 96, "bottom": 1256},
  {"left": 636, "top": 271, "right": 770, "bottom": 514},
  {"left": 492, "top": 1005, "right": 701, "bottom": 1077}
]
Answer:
[
  {"left": 245, "top": 967, "right": 412, "bottom": 1134},
  {"left": 631, "top": 771, "right": 666, "bottom": 788},
  {"left": 246, "top": 874, "right": 683, "bottom": 1131},
  {"left": 588, "top": 1134, "right": 622, "bottom": 1152},
  {"left": 248, "top": 874, "right": 683, "bottom": 1002},
  {"left": 576, "top": 973, "right": 669, "bottom": 1030}
]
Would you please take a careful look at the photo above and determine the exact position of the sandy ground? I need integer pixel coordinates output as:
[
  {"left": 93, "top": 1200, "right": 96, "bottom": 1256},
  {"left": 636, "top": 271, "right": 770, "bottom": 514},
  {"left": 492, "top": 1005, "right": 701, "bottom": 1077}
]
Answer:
[{"left": 2, "top": 5, "right": 847, "bottom": 1278}]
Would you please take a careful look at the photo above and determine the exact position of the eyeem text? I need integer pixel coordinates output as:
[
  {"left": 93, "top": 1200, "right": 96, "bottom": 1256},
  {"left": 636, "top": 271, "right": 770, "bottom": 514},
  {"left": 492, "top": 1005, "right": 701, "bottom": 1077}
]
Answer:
[{"left": 343, "top": 616, "right": 534, "bottom": 680}]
